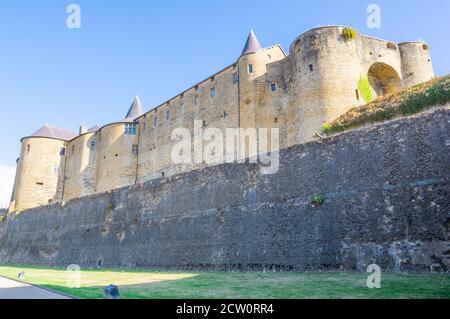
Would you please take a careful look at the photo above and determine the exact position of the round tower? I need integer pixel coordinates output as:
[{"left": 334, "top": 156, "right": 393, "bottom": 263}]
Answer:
[
  {"left": 237, "top": 30, "right": 268, "bottom": 131},
  {"left": 96, "top": 97, "right": 143, "bottom": 193},
  {"left": 12, "top": 124, "right": 76, "bottom": 211},
  {"left": 399, "top": 42, "right": 434, "bottom": 88},
  {"left": 288, "top": 26, "right": 363, "bottom": 143}
]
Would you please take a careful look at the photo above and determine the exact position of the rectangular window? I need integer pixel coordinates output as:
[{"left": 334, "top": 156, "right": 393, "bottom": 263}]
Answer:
[
  {"left": 309, "top": 64, "right": 314, "bottom": 72},
  {"left": 355, "top": 89, "right": 360, "bottom": 101},
  {"left": 233, "top": 72, "right": 239, "bottom": 84},
  {"left": 166, "top": 110, "right": 170, "bottom": 121},
  {"left": 72, "top": 145, "right": 75, "bottom": 154},
  {"left": 59, "top": 147, "right": 66, "bottom": 156},
  {"left": 210, "top": 87, "right": 216, "bottom": 98},
  {"left": 270, "top": 83, "right": 277, "bottom": 92},
  {"left": 125, "top": 123, "right": 137, "bottom": 135},
  {"left": 90, "top": 141, "right": 96, "bottom": 151},
  {"left": 180, "top": 101, "right": 185, "bottom": 114},
  {"left": 27, "top": 145, "right": 30, "bottom": 153},
  {"left": 132, "top": 145, "right": 139, "bottom": 156},
  {"left": 154, "top": 116, "right": 158, "bottom": 127},
  {"left": 194, "top": 95, "right": 199, "bottom": 107},
  {"left": 248, "top": 64, "right": 254, "bottom": 74},
  {"left": 53, "top": 165, "right": 60, "bottom": 174}
]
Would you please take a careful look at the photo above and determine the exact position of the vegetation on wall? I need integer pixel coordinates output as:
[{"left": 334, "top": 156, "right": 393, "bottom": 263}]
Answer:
[
  {"left": 311, "top": 194, "right": 326, "bottom": 207},
  {"left": 358, "top": 74, "right": 373, "bottom": 103},
  {"left": 322, "top": 75, "right": 450, "bottom": 135},
  {"left": 342, "top": 27, "right": 358, "bottom": 41}
]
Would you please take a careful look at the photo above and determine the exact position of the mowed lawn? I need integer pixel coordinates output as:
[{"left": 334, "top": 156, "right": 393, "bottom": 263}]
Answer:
[{"left": 0, "top": 265, "right": 448, "bottom": 299}]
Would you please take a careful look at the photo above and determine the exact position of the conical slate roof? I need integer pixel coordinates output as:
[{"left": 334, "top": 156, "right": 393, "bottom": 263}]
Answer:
[
  {"left": 124, "top": 96, "right": 144, "bottom": 121},
  {"left": 241, "top": 29, "right": 262, "bottom": 55},
  {"left": 30, "top": 124, "right": 77, "bottom": 141}
]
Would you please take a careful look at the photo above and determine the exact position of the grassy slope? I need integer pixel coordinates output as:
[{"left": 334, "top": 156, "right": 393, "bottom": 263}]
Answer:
[
  {"left": 0, "top": 265, "right": 449, "bottom": 299},
  {"left": 323, "top": 75, "right": 450, "bottom": 135}
]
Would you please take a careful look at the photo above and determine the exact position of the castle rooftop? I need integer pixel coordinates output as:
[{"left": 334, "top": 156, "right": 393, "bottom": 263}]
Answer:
[
  {"left": 123, "top": 96, "right": 144, "bottom": 122},
  {"left": 29, "top": 124, "right": 77, "bottom": 141},
  {"left": 241, "top": 29, "right": 262, "bottom": 55}
]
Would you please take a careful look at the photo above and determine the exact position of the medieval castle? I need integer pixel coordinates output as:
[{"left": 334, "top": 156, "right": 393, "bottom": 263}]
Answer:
[{"left": 9, "top": 26, "right": 434, "bottom": 212}]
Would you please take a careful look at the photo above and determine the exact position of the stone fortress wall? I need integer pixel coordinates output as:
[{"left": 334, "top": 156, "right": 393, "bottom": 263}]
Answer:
[
  {"left": 1, "top": 108, "right": 449, "bottom": 272},
  {"left": 10, "top": 26, "right": 434, "bottom": 211}
]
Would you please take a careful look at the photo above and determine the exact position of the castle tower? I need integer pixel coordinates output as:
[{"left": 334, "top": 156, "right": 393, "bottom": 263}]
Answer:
[
  {"left": 96, "top": 97, "right": 144, "bottom": 193},
  {"left": 399, "top": 42, "right": 434, "bottom": 88},
  {"left": 238, "top": 30, "right": 265, "bottom": 131},
  {"left": 11, "top": 124, "right": 76, "bottom": 211}
]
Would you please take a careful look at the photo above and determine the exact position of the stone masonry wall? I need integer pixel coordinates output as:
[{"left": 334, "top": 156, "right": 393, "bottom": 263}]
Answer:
[{"left": 1, "top": 108, "right": 449, "bottom": 272}]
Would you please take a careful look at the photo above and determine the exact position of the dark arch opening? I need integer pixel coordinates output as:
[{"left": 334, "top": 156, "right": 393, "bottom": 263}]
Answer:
[{"left": 368, "top": 63, "right": 403, "bottom": 98}]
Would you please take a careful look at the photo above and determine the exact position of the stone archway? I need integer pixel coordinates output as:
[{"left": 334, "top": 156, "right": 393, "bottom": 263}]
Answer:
[{"left": 368, "top": 63, "right": 403, "bottom": 98}]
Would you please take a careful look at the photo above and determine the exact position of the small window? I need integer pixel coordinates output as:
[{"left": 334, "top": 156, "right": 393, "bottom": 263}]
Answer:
[
  {"left": 72, "top": 145, "right": 75, "bottom": 154},
  {"left": 274, "top": 118, "right": 278, "bottom": 123},
  {"left": 143, "top": 121, "right": 147, "bottom": 132},
  {"left": 166, "top": 110, "right": 170, "bottom": 121},
  {"left": 309, "top": 64, "right": 314, "bottom": 72},
  {"left": 270, "top": 83, "right": 277, "bottom": 92},
  {"left": 355, "top": 89, "right": 360, "bottom": 101},
  {"left": 27, "top": 145, "right": 30, "bottom": 153},
  {"left": 180, "top": 101, "right": 185, "bottom": 114},
  {"left": 125, "top": 123, "right": 137, "bottom": 135},
  {"left": 233, "top": 72, "right": 239, "bottom": 84},
  {"left": 90, "top": 141, "right": 96, "bottom": 151},
  {"left": 53, "top": 165, "right": 60, "bottom": 174},
  {"left": 423, "top": 44, "right": 429, "bottom": 51},
  {"left": 210, "top": 87, "right": 216, "bottom": 98},
  {"left": 211, "top": 76, "right": 215, "bottom": 82},
  {"left": 59, "top": 147, "right": 66, "bottom": 156},
  {"left": 194, "top": 95, "right": 199, "bottom": 107},
  {"left": 154, "top": 116, "right": 158, "bottom": 127},
  {"left": 132, "top": 145, "right": 139, "bottom": 156},
  {"left": 36, "top": 182, "right": 44, "bottom": 186},
  {"left": 248, "top": 64, "right": 254, "bottom": 74}
]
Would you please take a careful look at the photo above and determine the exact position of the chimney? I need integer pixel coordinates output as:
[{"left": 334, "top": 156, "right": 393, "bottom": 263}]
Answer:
[{"left": 79, "top": 126, "right": 88, "bottom": 134}]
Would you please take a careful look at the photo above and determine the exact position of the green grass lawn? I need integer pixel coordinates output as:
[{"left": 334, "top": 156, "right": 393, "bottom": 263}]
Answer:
[{"left": 0, "top": 265, "right": 449, "bottom": 299}]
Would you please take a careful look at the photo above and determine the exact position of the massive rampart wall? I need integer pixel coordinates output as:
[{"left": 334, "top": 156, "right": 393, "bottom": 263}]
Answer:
[{"left": 1, "top": 108, "right": 448, "bottom": 272}]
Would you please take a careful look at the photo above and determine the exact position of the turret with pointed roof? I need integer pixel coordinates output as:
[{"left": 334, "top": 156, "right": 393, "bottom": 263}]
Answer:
[
  {"left": 241, "top": 29, "right": 262, "bottom": 55},
  {"left": 124, "top": 96, "right": 144, "bottom": 122}
]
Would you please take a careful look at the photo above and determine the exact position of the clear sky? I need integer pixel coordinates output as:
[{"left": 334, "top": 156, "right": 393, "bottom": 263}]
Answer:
[{"left": 0, "top": 0, "right": 449, "bottom": 206}]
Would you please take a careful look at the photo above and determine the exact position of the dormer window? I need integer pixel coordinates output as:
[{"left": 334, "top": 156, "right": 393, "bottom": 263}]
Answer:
[{"left": 125, "top": 123, "right": 137, "bottom": 135}]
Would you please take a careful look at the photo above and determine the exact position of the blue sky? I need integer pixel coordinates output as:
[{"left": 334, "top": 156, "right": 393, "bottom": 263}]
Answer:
[{"left": 0, "top": 0, "right": 449, "bottom": 205}]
